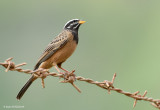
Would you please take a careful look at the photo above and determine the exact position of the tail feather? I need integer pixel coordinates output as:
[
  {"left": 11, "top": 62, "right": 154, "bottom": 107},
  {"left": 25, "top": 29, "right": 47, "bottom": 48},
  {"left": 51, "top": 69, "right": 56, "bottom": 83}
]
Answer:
[{"left": 16, "top": 75, "right": 35, "bottom": 100}]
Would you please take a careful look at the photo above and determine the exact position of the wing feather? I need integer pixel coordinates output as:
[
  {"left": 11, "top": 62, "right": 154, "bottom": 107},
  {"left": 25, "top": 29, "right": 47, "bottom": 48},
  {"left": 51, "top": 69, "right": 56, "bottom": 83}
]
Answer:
[{"left": 34, "top": 31, "right": 68, "bottom": 70}]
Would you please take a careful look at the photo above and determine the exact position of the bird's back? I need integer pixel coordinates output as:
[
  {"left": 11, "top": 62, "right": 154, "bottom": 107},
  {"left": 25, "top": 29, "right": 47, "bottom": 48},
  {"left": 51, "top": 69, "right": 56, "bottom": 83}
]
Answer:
[{"left": 34, "top": 30, "right": 77, "bottom": 70}]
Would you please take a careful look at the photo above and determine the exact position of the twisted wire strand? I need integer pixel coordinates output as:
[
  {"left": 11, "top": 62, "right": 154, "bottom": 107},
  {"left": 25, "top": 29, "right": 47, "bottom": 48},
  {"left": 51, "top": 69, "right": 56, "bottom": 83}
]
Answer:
[{"left": 0, "top": 57, "right": 160, "bottom": 109}]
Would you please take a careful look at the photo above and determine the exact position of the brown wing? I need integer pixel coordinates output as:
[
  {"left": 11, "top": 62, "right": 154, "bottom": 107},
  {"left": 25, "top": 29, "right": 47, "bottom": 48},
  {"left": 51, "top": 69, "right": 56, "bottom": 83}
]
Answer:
[{"left": 34, "top": 31, "right": 68, "bottom": 70}]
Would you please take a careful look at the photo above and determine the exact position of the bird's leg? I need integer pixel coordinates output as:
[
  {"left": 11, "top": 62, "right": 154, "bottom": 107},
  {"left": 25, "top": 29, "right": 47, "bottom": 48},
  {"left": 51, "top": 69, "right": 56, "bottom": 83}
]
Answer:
[
  {"left": 54, "top": 65, "right": 62, "bottom": 74},
  {"left": 59, "top": 67, "right": 69, "bottom": 73},
  {"left": 54, "top": 65, "right": 68, "bottom": 80},
  {"left": 57, "top": 63, "right": 70, "bottom": 73}
]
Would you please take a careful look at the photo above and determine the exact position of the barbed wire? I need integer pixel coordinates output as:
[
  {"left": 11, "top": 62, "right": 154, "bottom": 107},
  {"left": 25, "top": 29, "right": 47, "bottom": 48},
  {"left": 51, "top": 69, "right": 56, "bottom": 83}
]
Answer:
[{"left": 0, "top": 57, "right": 160, "bottom": 109}]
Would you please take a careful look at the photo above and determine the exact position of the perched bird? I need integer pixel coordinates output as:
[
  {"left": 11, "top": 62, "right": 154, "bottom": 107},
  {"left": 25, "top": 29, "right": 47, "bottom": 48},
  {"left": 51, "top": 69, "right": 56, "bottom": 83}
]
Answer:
[{"left": 16, "top": 19, "right": 85, "bottom": 100}]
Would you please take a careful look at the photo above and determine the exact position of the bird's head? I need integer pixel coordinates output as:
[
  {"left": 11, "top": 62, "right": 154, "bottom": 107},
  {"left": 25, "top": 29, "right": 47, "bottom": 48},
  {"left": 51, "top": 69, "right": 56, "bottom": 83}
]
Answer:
[{"left": 64, "top": 19, "right": 86, "bottom": 31}]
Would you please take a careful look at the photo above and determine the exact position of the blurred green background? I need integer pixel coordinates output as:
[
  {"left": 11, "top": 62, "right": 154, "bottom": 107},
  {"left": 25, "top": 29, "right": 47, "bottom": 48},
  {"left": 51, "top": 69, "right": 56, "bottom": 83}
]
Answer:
[{"left": 0, "top": 0, "right": 160, "bottom": 110}]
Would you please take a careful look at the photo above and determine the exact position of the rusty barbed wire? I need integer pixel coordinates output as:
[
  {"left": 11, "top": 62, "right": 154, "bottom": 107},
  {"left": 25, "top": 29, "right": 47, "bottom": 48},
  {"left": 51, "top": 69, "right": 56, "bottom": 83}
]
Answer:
[{"left": 0, "top": 57, "right": 160, "bottom": 109}]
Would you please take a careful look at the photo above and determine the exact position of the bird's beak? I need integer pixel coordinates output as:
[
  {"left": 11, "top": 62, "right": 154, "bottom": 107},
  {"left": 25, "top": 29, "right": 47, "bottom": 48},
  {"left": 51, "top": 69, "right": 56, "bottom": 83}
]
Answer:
[{"left": 79, "top": 20, "right": 86, "bottom": 24}]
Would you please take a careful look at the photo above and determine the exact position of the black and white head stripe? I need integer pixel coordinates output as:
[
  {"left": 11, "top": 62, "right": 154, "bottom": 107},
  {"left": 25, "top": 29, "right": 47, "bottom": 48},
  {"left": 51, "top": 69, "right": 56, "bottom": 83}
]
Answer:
[
  {"left": 64, "top": 19, "right": 79, "bottom": 27},
  {"left": 64, "top": 19, "right": 81, "bottom": 30}
]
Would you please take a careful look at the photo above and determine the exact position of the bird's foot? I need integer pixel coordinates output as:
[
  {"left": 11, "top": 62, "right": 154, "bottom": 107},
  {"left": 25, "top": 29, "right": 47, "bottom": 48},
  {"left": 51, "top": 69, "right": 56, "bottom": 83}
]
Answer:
[{"left": 60, "top": 70, "right": 76, "bottom": 81}]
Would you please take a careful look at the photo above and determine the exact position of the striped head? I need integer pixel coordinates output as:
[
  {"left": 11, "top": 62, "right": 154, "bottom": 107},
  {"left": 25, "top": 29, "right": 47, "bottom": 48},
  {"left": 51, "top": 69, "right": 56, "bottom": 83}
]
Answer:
[{"left": 64, "top": 19, "right": 85, "bottom": 31}]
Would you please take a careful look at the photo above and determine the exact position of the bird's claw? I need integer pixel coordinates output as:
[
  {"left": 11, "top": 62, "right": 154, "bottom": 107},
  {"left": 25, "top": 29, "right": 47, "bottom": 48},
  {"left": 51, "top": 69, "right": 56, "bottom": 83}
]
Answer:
[{"left": 60, "top": 70, "right": 76, "bottom": 82}]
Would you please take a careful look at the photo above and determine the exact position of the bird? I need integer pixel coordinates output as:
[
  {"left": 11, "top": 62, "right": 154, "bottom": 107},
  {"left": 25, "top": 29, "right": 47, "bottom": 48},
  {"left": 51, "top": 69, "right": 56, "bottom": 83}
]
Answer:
[{"left": 16, "top": 19, "right": 85, "bottom": 100}]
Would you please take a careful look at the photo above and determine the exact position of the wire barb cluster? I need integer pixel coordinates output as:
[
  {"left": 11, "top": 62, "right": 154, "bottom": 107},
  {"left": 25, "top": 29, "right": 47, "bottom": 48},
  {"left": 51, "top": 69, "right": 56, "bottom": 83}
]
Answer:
[{"left": 0, "top": 57, "right": 160, "bottom": 109}]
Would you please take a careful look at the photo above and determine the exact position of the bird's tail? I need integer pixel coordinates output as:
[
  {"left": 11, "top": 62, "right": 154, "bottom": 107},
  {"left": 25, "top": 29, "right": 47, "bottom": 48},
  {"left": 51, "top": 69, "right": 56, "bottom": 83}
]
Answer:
[{"left": 16, "top": 75, "right": 36, "bottom": 100}]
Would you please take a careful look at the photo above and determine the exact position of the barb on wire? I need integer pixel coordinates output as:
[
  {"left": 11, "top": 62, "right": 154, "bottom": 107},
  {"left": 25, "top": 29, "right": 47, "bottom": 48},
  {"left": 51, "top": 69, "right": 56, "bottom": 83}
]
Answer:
[{"left": 0, "top": 57, "right": 160, "bottom": 109}]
